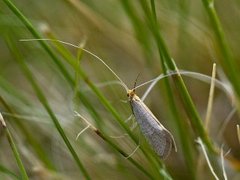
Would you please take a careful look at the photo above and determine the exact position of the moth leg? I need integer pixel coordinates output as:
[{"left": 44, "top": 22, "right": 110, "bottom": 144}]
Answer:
[
  {"left": 124, "top": 114, "right": 133, "bottom": 123},
  {"left": 109, "top": 133, "right": 128, "bottom": 139},
  {"left": 125, "top": 128, "right": 141, "bottom": 159},
  {"left": 109, "top": 115, "right": 136, "bottom": 139},
  {"left": 130, "top": 121, "right": 138, "bottom": 131},
  {"left": 76, "top": 125, "right": 91, "bottom": 140},
  {"left": 125, "top": 145, "right": 140, "bottom": 159}
]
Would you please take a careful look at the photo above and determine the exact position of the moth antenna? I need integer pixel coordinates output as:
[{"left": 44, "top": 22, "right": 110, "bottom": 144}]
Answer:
[
  {"left": 20, "top": 38, "right": 129, "bottom": 92},
  {"left": 133, "top": 73, "right": 141, "bottom": 93},
  {"left": 133, "top": 70, "right": 231, "bottom": 102}
]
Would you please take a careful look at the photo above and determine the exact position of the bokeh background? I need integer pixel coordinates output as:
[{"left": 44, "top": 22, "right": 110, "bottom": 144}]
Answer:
[{"left": 0, "top": 0, "right": 240, "bottom": 179}]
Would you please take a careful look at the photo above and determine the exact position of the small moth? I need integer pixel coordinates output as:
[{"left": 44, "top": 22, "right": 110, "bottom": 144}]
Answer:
[
  {"left": 20, "top": 39, "right": 176, "bottom": 159},
  {"left": 127, "top": 88, "right": 176, "bottom": 159}
]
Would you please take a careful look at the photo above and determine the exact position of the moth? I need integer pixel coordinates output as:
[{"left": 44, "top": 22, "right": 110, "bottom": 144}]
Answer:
[{"left": 127, "top": 89, "right": 176, "bottom": 159}]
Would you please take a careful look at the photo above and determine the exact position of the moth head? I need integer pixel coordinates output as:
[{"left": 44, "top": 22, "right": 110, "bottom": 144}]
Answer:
[{"left": 127, "top": 89, "right": 136, "bottom": 100}]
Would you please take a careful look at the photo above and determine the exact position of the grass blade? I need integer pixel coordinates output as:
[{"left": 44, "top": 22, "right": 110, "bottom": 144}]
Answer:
[
  {"left": 201, "top": 0, "right": 240, "bottom": 100},
  {"left": 5, "top": 37, "right": 91, "bottom": 180},
  {"left": 139, "top": 0, "right": 215, "bottom": 154},
  {"left": 0, "top": 164, "right": 19, "bottom": 180},
  {"left": 0, "top": 96, "right": 56, "bottom": 171},
  {"left": 0, "top": 113, "right": 29, "bottom": 180}
]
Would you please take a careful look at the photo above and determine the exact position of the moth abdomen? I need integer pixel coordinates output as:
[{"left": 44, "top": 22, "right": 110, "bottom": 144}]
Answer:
[{"left": 128, "top": 91, "right": 175, "bottom": 159}]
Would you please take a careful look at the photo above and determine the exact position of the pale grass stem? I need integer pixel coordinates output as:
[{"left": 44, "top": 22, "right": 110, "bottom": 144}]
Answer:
[
  {"left": 197, "top": 138, "right": 219, "bottom": 180},
  {"left": 205, "top": 63, "right": 217, "bottom": 131},
  {"left": 220, "top": 145, "right": 228, "bottom": 180},
  {"left": 237, "top": 125, "right": 240, "bottom": 144}
]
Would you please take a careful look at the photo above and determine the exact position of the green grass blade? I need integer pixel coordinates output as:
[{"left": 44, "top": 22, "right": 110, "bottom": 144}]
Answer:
[
  {"left": 139, "top": 0, "right": 215, "bottom": 154},
  {"left": 0, "top": 96, "right": 56, "bottom": 171},
  {"left": 89, "top": 127, "right": 154, "bottom": 179},
  {"left": 149, "top": 1, "right": 196, "bottom": 178},
  {"left": 1, "top": 114, "right": 29, "bottom": 180},
  {"left": 3, "top": 0, "right": 74, "bottom": 86},
  {"left": 120, "top": 0, "right": 153, "bottom": 66},
  {"left": 201, "top": 0, "right": 240, "bottom": 100},
  {"left": 0, "top": 164, "right": 19, "bottom": 180},
  {"left": 0, "top": 75, "right": 30, "bottom": 106},
  {"left": 5, "top": 38, "right": 91, "bottom": 180},
  {"left": 5, "top": 128, "right": 29, "bottom": 180}
]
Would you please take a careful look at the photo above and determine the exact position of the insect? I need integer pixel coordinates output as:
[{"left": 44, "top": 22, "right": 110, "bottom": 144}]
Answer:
[
  {"left": 21, "top": 38, "right": 178, "bottom": 159},
  {"left": 127, "top": 88, "right": 176, "bottom": 159}
]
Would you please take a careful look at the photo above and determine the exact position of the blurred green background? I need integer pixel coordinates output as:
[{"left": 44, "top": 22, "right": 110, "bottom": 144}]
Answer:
[{"left": 0, "top": 0, "right": 240, "bottom": 179}]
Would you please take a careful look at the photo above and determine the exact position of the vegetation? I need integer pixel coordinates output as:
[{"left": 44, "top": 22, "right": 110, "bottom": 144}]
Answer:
[{"left": 0, "top": 0, "right": 240, "bottom": 179}]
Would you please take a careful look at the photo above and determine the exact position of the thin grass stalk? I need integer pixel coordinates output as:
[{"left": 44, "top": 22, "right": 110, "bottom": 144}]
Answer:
[
  {"left": 120, "top": 0, "right": 153, "bottom": 66},
  {"left": 139, "top": 0, "right": 215, "bottom": 153},
  {"left": 177, "top": 0, "right": 191, "bottom": 64},
  {"left": 5, "top": 128, "right": 29, "bottom": 180},
  {"left": 0, "top": 96, "right": 56, "bottom": 170},
  {"left": 0, "top": 76, "right": 31, "bottom": 107},
  {"left": 5, "top": 38, "right": 91, "bottom": 180},
  {"left": 0, "top": 114, "right": 29, "bottom": 180},
  {"left": 75, "top": 114, "right": 155, "bottom": 179},
  {"left": 0, "top": 164, "right": 19, "bottom": 179},
  {"left": 205, "top": 63, "right": 216, "bottom": 131},
  {"left": 44, "top": 32, "right": 104, "bottom": 130},
  {"left": 149, "top": 1, "right": 196, "bottom": 178},
  {"left": 3, "top": 0, "right": 74, "bottom": 85},
  {"left": 201, "top": 0, "right": 240, "bottom": 100}
]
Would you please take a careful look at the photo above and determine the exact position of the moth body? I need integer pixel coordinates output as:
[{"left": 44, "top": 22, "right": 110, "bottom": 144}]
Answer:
[{"left": 127, "top": 90, "right": 175, "bottom": 159}]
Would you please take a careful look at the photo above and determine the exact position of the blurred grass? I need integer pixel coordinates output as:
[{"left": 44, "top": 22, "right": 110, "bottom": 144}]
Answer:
[{"left": 1, "top": 0, "right": 240, "bottom": 179}]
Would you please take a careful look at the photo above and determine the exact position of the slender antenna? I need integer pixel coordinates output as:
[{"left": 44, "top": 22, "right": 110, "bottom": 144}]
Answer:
[
  {"left": 20, "top": 38, "right": 129, "bottom": 92},
  {"left": 133, "top": 70, "right": 231, "bottom": 102},
  {"left": 133, "top": 73, "right": 141, "bottom": 93}
]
